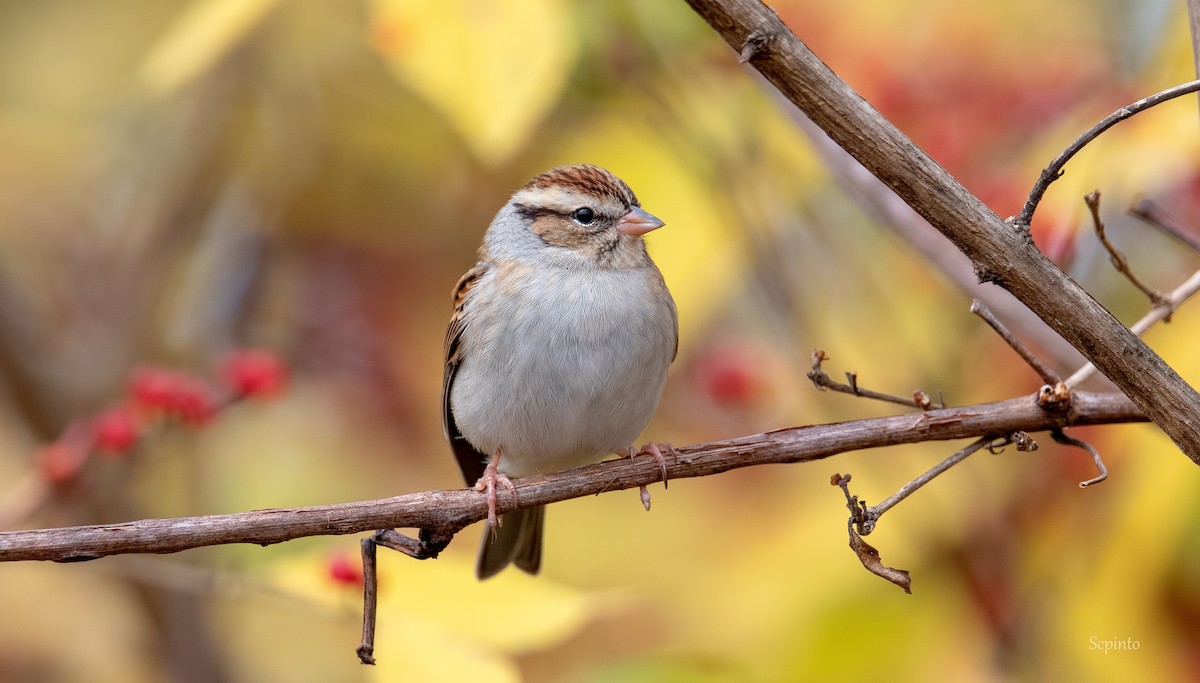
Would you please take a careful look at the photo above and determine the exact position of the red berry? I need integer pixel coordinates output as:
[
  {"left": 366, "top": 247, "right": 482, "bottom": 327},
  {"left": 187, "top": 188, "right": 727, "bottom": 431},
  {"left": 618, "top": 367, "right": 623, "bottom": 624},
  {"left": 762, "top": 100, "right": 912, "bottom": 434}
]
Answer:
[
  {"left": 128, "top": 367, "right": 216, "bottom": 425},
  {"left": 36, "top": 441, "right": 88, "bottom": 484},
  {"left": 92, "top": 406, "right": 140, "bottom": 455},
  {"left": 220, "top": 350, "right": 289, "bottom": 400},
  {"left": 699, "top": 344, "right": 760, "bottom": 406},
  {"left": 328, "top": 554, "right": 364, "bottom": 587},
  {"left": 129, "top": 367, "right": 176, "bottom": 411},
  {"left": 171, "top": 380, "right": 216, "bottom": 425}
]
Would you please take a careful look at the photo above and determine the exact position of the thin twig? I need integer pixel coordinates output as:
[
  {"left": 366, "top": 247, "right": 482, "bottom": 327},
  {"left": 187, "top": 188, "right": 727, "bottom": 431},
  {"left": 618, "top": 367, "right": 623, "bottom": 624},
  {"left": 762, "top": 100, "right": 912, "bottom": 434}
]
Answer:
[
  {"left": 832, "top": 473, "right": 866, "bottom": 526},
  {"left": 1016, "top": 78, "right": 1200, "bottom": 227},
  {"left": 859, "top": 436, "right": 999, "bottom": 534},
  {"left": 356, "top": 537, "right": 378, "bottom": 665},
  {"left": 356, "top": 528, "right": 450, "bottom": 664},
  {"left": 1051, "top": 430, "right": 1109, "bottom": 487},
  {"left": 831, "top": 473, "right": 910, "bottom": 591},
  {"left": 0, "top": 391, "right": 1147, "bottom": 563},
  {"left": 1130, "top": 198, "right": 1200, "bottom": 253},
  {"left": 808, "top": 349, "right": 945, "bottom": 409},
  {"left": 970, "top": 300, "right": 1062, "bottom": 384},
  {"left": 1085, "top": 191, "right": 1168, "bottom": 308},
  {"left": 1066, "top": 269, "right": 1200, "bottom": 387}
]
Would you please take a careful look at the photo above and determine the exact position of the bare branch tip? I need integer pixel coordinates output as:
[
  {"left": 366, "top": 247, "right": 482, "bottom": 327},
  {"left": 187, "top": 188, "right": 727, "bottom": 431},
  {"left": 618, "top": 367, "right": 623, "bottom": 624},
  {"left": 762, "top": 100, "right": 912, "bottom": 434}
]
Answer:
[
  {"left": 356, "top": 646, "right": 376, "bottom": 666},
  {"left": 1051, "top": 430, "right": 1109, "bottom": 488},
  {"left": 738, "top": 30, "right": 772, "bottom": 64},
  {"left": 976, "top": 302, "right": 1062, "bottom": 385},
  {"left": 1086, "top": 190, "right": 1168, "bottom": 308}
]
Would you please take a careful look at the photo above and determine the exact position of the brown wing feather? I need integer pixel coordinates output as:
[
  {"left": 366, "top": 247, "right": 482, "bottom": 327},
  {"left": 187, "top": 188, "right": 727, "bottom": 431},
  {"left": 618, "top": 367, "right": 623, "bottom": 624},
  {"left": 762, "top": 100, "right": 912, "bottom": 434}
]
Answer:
[{"left": 443, "top": 262, "right": 490, "bottom": 485}]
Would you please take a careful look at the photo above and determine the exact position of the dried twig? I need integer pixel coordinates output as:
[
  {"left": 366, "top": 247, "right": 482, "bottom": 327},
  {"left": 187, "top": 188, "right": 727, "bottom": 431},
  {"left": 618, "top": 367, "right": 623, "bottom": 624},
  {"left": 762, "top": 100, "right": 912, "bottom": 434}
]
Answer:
[
  {"left": 831, "top": 473, "right": 911, "bottom": 593},
  {"left": 1016, "top": 79, "right": 1200, "bottom": 227},
  {"left": 1051, "top": 430, "right": 1109, "bottom": 488},
  {"left": 1085, "top": 191, "right": 1169, "bottom": 309},
  {"left": 356, "top": 537, "right": 378, "bottom": 665},
  {"left": 970, "top": 300, "right": 1062, "bottom": 385},
  {"left": 355, "top": 528, "right": 452, "bottom": 663},
  {"left": 832, "top": 430, "right": 1040, "bottom": 592},
  {"left": 1066, "top": 269, "right": 1200, "bottom": 388},
  {"left": 860, "top": 436, "right": 998, "bottom": 535},
  {"left": 808, "top": 349, "right": 945, "bottom": 409}
]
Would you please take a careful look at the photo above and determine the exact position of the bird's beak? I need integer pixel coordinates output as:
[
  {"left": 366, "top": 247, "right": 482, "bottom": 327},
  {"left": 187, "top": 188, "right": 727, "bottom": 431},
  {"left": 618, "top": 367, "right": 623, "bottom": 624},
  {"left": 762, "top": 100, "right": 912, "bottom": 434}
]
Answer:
[{"left": 616, "top": 206, "right": 665, "bottom": 236}]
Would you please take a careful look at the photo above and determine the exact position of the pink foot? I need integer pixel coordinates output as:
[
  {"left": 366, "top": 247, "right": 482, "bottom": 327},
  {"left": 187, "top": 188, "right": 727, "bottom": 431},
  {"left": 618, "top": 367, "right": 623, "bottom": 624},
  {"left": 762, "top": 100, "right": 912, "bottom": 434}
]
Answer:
[
  {"left": 474, "top": 448, "right": 516, "bottom": 534},
  {"left": 628, "top": 442, "right": 674, "bottom": 488}
]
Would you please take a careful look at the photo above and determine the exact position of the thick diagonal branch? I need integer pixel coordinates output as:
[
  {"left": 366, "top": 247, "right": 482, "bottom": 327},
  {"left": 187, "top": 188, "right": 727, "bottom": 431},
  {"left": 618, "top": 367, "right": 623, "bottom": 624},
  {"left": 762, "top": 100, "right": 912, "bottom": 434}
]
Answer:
[
  {"left": 683, "top": 0, "right": 1200, "bottom": 462},
  {"left": 0, "top": 392, "right": 1143, "bottom": 563}
]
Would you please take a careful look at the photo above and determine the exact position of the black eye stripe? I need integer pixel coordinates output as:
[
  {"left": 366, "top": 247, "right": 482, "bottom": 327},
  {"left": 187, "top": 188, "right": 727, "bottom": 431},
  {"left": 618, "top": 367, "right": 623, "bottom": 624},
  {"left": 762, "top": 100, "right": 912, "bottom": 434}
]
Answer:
[
  {"left": 512, "top": 202, "right": 551, "bottom": 221},
  {"left": 513, "top": 203, "right": 612, "bottom": 233}
]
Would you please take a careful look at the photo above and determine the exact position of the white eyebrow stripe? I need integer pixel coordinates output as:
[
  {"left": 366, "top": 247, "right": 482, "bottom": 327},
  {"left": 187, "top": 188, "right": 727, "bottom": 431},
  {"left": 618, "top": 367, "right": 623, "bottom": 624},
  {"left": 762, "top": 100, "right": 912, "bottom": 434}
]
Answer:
[{"left": 512, "top": 186, "right": 625, "bottom": 216}]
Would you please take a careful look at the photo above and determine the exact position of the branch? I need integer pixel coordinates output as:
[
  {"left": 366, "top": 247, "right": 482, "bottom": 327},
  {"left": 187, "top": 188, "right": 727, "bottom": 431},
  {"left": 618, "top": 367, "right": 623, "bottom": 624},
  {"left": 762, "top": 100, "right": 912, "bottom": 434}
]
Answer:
[
  {"left": 1085, "top": 190, "right": 1168, "bottom": 309},
  {"left": 0, "top": 392, "right": 1144, "bottom": 563},
  {"left": 807, "top": 349, "right": 944, "bottom": 409},
  {"left": 970, "top": 300, "right": 1061, "bottom": 385},
  {"left": 683, "top": 0, "right": 1200, "bottom": 463},
  {"left": 1066, "top": 268, "right": 1200, "bottom": 388},
  {"left": 1017, "top": 79, "right": 1200, "bottom": 226}
]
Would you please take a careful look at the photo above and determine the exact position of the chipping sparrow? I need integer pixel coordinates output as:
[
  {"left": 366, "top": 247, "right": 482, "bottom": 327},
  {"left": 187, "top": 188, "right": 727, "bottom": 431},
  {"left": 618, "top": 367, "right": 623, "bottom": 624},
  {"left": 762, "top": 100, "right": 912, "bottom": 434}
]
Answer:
[{"left": 443, "top": 164, "right": 678, "bottom": 579}]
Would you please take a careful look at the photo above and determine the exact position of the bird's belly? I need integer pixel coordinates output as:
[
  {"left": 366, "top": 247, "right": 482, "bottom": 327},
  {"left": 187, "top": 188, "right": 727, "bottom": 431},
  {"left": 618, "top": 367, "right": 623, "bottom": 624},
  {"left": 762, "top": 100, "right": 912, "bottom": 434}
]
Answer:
[{"left": 450, "top": 268, "right": 673, "bottom": 477}]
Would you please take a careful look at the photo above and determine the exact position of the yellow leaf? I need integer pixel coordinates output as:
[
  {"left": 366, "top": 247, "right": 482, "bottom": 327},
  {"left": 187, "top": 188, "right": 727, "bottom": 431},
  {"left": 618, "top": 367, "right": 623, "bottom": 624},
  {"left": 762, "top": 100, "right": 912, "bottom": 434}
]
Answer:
[
  {"left": 140, "top": 0, "right": 288, "bottom": 94},
  {"left": 369, "top": 0, "right": 576, "bottom": 165},
  {"left": 374, "top": 545, "right": 614, "bottom": 653},
  {"left": 264, "top": 542, "right": 618, "bottom": 657},
  {"left": 369, "top": 616, "right": 521, "bottom": 683}
]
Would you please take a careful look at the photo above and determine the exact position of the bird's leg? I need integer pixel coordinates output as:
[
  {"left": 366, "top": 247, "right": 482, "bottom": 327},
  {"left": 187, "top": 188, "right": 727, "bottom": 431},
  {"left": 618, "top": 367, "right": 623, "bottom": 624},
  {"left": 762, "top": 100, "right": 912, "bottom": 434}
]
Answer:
[
  {"left": 626, "top": 443, "right": 674, "bottom": 512},
  {"left": 474, "top": 446, "right": 515, "bottom": 534},
  {"left": 627, "top": 442, "right": 675, "bottom": 488}
]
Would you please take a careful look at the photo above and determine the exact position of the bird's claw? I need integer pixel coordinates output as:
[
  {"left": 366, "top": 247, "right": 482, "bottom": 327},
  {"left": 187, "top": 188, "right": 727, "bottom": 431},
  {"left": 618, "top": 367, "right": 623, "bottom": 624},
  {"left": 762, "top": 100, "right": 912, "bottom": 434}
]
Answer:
[
  {"left": 628, "top": 442, "right": 673, "bottom": 488},
  {"left": 474, "top": 449, "right": 516, "bottom": 536}
]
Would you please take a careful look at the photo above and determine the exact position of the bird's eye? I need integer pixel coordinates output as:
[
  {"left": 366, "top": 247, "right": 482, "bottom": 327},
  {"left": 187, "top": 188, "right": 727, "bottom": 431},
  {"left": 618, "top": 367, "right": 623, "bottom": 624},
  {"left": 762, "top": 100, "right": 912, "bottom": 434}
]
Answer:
[{"left": 571, "top": 207, "right": 595, "bottom": 225}]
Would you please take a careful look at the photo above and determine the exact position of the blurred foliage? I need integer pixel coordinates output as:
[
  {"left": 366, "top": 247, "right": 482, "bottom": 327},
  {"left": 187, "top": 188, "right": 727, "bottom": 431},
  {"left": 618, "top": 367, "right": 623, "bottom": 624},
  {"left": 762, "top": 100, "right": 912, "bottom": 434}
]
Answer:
[{"left": 0, "top": 0, "right": 1199, "bottom": 681}]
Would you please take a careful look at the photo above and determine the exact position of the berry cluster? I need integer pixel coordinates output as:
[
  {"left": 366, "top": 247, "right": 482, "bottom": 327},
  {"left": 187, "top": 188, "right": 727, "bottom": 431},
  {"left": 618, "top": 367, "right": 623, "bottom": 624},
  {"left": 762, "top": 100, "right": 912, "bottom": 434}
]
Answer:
[{"left": 36, "top": 350, "right": 289, "bottom": 484}]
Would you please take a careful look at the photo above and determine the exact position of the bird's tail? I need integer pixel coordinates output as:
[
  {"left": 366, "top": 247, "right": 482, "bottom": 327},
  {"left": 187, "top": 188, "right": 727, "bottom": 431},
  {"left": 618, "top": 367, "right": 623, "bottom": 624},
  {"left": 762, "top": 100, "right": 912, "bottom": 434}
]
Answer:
[{"left": 476, "top": 505, "right": 544, "bottom": 580}]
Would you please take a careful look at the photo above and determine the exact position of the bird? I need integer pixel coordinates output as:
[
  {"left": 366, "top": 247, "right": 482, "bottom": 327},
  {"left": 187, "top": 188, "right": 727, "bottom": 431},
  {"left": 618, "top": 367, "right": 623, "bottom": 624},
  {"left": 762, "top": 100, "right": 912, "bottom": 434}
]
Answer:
[{"left": 442, "top": 164, "right": 678, "bottom": 579}]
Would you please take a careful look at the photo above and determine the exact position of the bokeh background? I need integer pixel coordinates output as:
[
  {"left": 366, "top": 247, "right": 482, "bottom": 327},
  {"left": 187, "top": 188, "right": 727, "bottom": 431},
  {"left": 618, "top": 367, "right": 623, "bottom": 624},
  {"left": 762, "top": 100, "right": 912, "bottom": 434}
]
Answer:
[{"left": 1, "top": 1, "right": 1200, "bottom": 681}]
